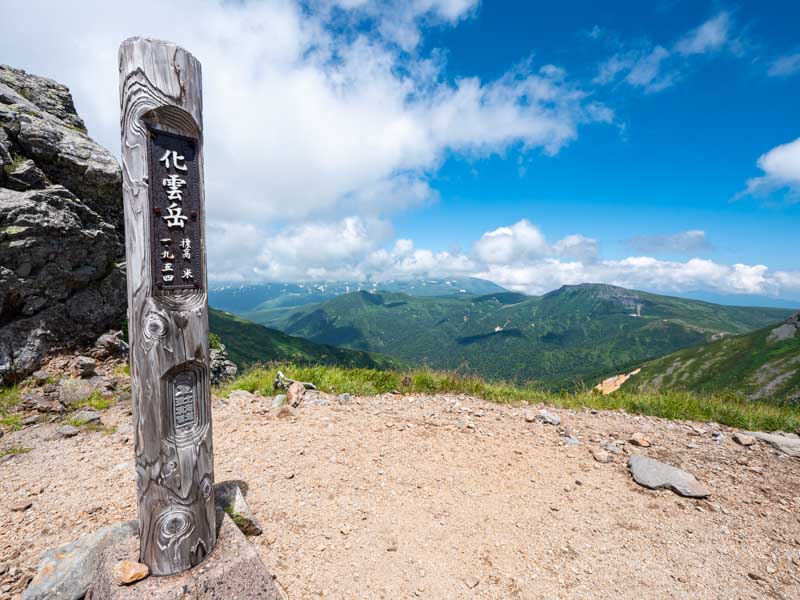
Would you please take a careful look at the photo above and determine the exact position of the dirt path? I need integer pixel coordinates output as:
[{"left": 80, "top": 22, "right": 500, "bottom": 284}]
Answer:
[{"left": 2, "top": 391, "right": 799, "bottom": 599}]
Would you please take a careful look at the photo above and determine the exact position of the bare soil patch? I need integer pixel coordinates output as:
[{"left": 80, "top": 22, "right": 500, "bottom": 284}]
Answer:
[{"left": 2, "top": 392, "right": 800, "bottom": 599}]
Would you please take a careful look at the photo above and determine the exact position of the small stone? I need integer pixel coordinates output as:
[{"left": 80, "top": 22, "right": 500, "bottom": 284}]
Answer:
[
  {"left": 21, "top": 415, "right": 40, "bottom": 426},
  {"left": 71, "top": 408, "right": 101, "bottom": 424},
  {"left": 591, "top": 448, "right": 611, "bottom": 463},
  {"left": 337, "top": 393, "right": 351, "bottom": 404},
  {"left": 11, "top": 500, "right": 33, "bottom": 512},
  {"left": 629, "top": 432, "right": 651, "bottom": 447},
  {"left": 733, "top": 433, "right": 756, "bottom": 446},
  {"left": 465, "top": 577, "right": 479, "bottom": 589},
  {"left": 287, "top": 381, "right": 306, "bottom": 408},
  {"left": 75, "top": 356, "right": 97, "bottom": 378},
  {"left": 601, "top": 443, "right": 623, "bottom": 454},
  {"left": 386, "top": 537, "right": 398, "bottom": 552},
  {"left": 285, "top": 472, "right": 295, "bottom": 480},
  {"left": 58, "top": 425, "right": 81, "bottom": 438},
  {"left": 272, "top": 394, "right": 287, "bottom": 408},
  {"left": 112, "top": 560, "right": 149, "bottom": 585},
  {"left": 32, "top": 370, "right": 51, "bottom": 383},
  {"left": 524, "top": 412, "right": 536, "bottom": 423},
  {"left": 535, "top": 409, "right": 560, "bottom": 426}
]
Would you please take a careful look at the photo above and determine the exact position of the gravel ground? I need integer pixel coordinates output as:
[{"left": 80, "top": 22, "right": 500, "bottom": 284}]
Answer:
[{"left": 2, "top": 390, "right": 800, "bottom": 599}]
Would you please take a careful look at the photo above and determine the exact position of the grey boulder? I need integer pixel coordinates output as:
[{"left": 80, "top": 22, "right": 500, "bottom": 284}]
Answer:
[
  {"left": 23, "top": 520, "right": 138, "bottom": 600},
  {"left": 744, "top": 431, "right": 800, "bottom": 458},
  {"left": 0, "top": 64, "right": 125, "bottom": 385},
  {"left": 58, "top": 378, "right": 94, "bottom": 408},
  {"left": 628, "top": 455, "right": 710, "bottom": 498}
]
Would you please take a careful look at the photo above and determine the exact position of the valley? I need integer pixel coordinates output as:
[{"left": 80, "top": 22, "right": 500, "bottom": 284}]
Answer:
[{"left": 218, "top": 282, "right": 794, "bottom": 390}]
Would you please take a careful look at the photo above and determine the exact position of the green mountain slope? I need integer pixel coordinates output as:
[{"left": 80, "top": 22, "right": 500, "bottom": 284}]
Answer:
[
  {"left": 262, "top": 284, "right": 794, "bottom": 388},
  {"left": 619, "top": 312, "right": 800, "bottom": 403},
  {"left": 208, "top": 308, "right": 397, "bottom": 370}
]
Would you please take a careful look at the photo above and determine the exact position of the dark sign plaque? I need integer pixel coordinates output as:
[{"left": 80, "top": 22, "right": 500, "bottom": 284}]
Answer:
[{"left": 147, "top": 129, "right": 204, "bottom": 293}]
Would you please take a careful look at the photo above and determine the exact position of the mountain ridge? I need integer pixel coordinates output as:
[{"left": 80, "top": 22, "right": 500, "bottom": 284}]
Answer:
[
  {"left": 260, "top": 283, "right": 794, "bottom": 389},
  {"left": 619, "top": 311, "right": 800, "bottom": 402}
]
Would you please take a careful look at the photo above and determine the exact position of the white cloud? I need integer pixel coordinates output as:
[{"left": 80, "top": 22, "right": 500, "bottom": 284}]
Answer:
[
  {"left": 675, "top": 12, "right": 731, "bottom": 56},
  {"left": 741, "top": 137, "right": 800, "bottom": 199},
  {"left": 0, "top": 0, "right": 614, "bottom": 280},
  {"left": 768, "top": 53, "right": 800, "bottom": 77},
  {"left": 626, "top": 230, "right": 710, "bottom": 254},
  {"left": 593, "top": 12, "right": 735, "bottom": 94},
  {"left": 477, "top": 256, "right": 793, "bottom": 298},
  {"left": 210, "top": 215, "right": 797, "bottom": 300},
  {"left": 624, "top": 46, "right": 677, "bottom": 93},
  {"left": 474, "top": 220, "right": 550, "bottom": 264},
  {"left": 552, "top": 234, "right": 599, "bottom": 262}
]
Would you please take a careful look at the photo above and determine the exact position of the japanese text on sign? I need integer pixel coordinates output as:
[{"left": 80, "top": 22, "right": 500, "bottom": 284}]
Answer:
[{"left": 147, "top": 130, "right": 203, "bottom": 292}]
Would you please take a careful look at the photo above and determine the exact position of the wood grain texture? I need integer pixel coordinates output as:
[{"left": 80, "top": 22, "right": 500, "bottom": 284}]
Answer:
[{"left": 118, "top": 37, "right": 215, "bottom": 576}]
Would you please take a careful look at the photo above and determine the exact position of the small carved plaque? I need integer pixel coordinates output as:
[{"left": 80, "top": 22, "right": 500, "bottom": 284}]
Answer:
[
  {"left": 171, "top": 372, "right": 197, "bottom": 430},
  {"left": 147, "top": 129, "right": 204, "bottom": 293}
]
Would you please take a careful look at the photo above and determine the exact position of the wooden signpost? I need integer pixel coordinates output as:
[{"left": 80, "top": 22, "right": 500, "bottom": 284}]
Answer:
[{"left": 118, "top": 37, "right": 215, "bottom": 576}]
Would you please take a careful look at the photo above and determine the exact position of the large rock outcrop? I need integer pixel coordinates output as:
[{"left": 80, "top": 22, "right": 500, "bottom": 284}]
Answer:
[{"left": 0, "top": 65, "right": 125, "bottom": 383}]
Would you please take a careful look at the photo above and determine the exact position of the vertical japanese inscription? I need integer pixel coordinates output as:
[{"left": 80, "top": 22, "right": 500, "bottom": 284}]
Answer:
[
  {"left": 147, "top": 130, "right": 204, "bottom": 293},
  {"left": 172, "top": 372, "right": 197, "bottom": 430}
]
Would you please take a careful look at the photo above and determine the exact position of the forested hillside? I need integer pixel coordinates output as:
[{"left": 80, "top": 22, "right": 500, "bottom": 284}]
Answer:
[
  {"left": 265, "top": 284, "right": 793, "bottom": 387},
  {"left": 621, "top": 312, "right": 800, "bottom": 403}
]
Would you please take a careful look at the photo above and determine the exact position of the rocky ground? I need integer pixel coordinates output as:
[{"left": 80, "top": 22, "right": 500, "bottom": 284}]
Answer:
[{"left": 2, "top": 372, "right": 800, "bottom": 600}]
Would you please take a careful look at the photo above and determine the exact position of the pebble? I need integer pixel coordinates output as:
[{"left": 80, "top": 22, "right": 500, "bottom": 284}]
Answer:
[
  {"left": 591, "top": 448, "right": 612, "bottom": 463},
  {"left": 11, "top": 501, "right": 33, "bottom": 512},
  {"left": 733, "top": 433, "right": 756, "bottom": 447},
  {"left": 58, "top": 425, "right": 81, "bottom": 438},
  {"left": 112, "top": 560, "right": 149, "bottom": 585},
  {"left": 629, "top": 432, "right": 651, "bottom": 447},
  {"left": 465, "top": 577, "right": 480, "bottom": 589},
  {"left": 535, "top": 410, "right": 561, "bottom": 426}
]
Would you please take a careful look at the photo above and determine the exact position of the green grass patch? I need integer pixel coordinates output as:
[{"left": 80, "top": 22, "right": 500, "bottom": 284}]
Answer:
[
  {"left": 220, "top": 363, "right": 800, "bottom": 433},
  {"left": 113, "top": 363, "right": 131, "bottom": 377},
  {"left": 0, "top": 446, "right": 31, "bottom": 458},
  {"left": 2, "top": 153, "right": 26, "bottom": 175},
  {"left": 1, "top": 414, "right": 22, "bottom": 431},
  {"left": 74, "top": 390, "right": 114, "bottom": 411},
  {"left": 0, "top": 386, "right": 21, "bottom": 416}
]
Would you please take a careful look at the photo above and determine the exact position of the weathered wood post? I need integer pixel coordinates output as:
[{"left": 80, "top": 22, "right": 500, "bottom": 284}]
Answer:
[{"left": 119, "top": 37, "right": 215, "bottom": 576}]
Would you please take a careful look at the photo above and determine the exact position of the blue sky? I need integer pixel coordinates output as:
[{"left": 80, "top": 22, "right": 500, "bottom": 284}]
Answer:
[
  {"left": 2, "top": 0, "right": 799, "bottom": 300},
  {"left": 404, "top": 1, "right": 800, "bottom": 269}
]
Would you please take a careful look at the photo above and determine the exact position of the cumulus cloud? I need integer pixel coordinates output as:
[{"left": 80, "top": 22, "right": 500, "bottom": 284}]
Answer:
[
  {"left": 209, "top": 214, "right": 798, "bottom": 300},
  {"left": 0, "top": 0, "right": 616, "bottom": 281},
  {"left": 740, "top": 137, "right": 800, "bottom": 200},
  {"left": 626, "top": 230, "right": 711, "bottom": 254},
  {"left": 768, "top": 53, "right": 800, "bottom": 77},
  {"left": 477, "top": 257, "right": 794, "bottom": 298}
]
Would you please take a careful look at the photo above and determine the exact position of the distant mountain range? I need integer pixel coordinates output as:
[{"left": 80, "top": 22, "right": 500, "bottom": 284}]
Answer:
[
  {"left": 254, "top": 283, "right": 793, "bottom": 388},
  {"left": 620, "top": 312, "right": 800, "bottom": 402},
  {"left": 208, "top": 308, "right": 397, "bottom": 370},
  {"left": 209, "top": 277, "right": 506, "bottom": 319}
]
